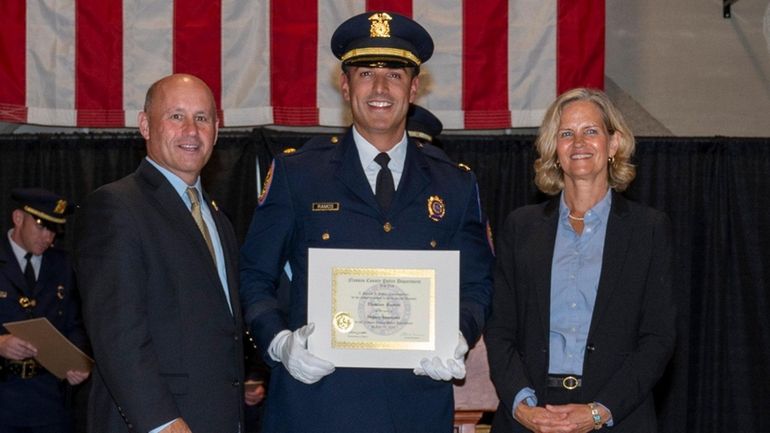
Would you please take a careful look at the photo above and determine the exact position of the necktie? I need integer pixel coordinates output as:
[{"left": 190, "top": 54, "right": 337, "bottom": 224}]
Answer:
[
  {"left": 24, "top": 252, "right": 36, "bottom": 291},
  {"left": 186, "top": 187, "right": 216, "bottom": 263},
  {"left": 374, "top": 152, "right": 395, "bottom": 212}
]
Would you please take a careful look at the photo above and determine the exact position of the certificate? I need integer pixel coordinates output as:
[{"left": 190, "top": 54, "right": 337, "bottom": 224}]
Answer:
[{"left": 307, "top": 248, "right": 459, "bottom": 369}]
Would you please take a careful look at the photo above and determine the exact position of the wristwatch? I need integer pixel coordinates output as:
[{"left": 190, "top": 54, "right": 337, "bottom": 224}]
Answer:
[{"left": 588, "top": 402, "right": 602, "bottom": 430}]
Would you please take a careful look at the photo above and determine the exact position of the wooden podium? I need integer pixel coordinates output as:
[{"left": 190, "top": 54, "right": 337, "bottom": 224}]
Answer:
[{"left": 453, "top": 337, "right": 498, "bottom": 433}]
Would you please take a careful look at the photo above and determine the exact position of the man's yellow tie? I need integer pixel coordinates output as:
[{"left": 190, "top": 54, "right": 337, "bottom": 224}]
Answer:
[{"left": 186, "top": 187, "right": 216, "bottom": 262}]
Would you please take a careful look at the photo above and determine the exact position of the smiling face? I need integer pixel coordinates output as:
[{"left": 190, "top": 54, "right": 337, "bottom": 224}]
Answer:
[
  {"left": 138, "top": 74, "right": 219, "bottom": 185},
  {"left": 555, "top": 100, "right": 619, "bottom": 188},
  {"left": 340, "top": 66, "right": 419, "bottom": 151}
]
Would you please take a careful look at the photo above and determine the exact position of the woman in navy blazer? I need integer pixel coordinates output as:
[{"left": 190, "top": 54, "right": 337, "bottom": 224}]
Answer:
[{"left": 485, "top": 88, "right": 675, "bottom": 433}]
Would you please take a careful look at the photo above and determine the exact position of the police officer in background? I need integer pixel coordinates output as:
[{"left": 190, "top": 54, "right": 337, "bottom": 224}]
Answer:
[
  {"left": 239, "top": 11, "right": 494, "bottom": 433},
  {"left": 0, "top": 188, "right": 90, "bottom": 433},
  {"left": 407, "top": 104, "right": 444, "bottom": 146}
]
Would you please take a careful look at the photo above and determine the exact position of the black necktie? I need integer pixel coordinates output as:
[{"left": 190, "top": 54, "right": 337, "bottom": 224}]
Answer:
[
  {"left": 24, "top": 252, "right": 36, "bottom": 291},
  {"left": 374, "top": 152, "right": 394, "bottom": 212}
]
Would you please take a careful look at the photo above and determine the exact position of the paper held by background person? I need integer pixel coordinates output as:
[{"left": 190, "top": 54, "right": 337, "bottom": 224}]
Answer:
[
  {"left": 307, "top": 248, "right": 459, "bottom": 369},
  {"left": 3, "top": 317, "right": 94, "bottom": 379}
]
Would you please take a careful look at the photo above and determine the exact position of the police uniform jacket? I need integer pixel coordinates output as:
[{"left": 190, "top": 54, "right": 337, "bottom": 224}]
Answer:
[
  {"left": 0, "top": 237, "right": 87, "bottom": 427},
  {"left": 74, "top": 160, "right": 244, "bottom": 433},
  {"left": 485, "top": 193, "right": 676, "bottom": 433},
  {"left": 240, "top": 130, "right": 495, "bottom": 433}
]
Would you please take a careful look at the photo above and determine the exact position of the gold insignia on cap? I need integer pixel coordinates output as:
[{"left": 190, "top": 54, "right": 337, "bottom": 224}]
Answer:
[
  {"left": 54, "top": 199, "right": 67, "bottom": 215},
  {"left": 457, "top": 163, "right": 471, "bottom": 172},
  {"left": 427, "top": 195, "right": 446, "bottom": 222},
  {"left": 369, "top": 12, "right": 392, "bottom": 38},
  {"left": 283, "top": 147, "right": 297, "bottom": 154}
]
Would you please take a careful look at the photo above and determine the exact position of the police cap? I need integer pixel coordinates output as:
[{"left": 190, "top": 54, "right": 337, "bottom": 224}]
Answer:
[
  {"left": 11, "top": 188, "right": 70, "bottom": 231},
  {"left": 331, "top": 12, "right": 434, "bottom": 68},
  {"left": 407, "top": 104, "right": 443, "bottom": 143}
]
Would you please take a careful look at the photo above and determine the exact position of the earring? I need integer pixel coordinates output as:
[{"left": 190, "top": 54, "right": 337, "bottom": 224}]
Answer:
[
  {"left": 608, "top": 156, "right": 615, "bottom": 165},
  {"left": 555, "top": 160, "right": 561, "bottom": 169}
]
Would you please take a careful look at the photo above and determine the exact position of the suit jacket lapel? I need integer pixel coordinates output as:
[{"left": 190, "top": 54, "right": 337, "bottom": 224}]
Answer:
[
  {"left": 136, "top": 160, "right": 233, "bottom": 315},
  {"left": 202, "top": 189, "right": 239, "bottom": 318},
  {"left": 589, "top": 192, "right": 632, "bottom": 337},
  {"left": 533, "top": 198, "right": 560, "bottom": 339}
]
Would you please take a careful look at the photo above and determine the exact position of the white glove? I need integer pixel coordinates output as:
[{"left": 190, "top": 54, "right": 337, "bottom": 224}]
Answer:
[
  {"left": 268, "top": 323, "right": 335, "bottom": 384},
  {"left": 414, "top": 332, "right": 469, "bottom": 381}
]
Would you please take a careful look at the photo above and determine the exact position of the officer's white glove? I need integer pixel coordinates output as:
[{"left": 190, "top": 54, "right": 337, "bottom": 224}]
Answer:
[
  {"left": 414, "top": 332, "right": 468, "bottom": 381},
  {"left": 268, "top": 323, "right": 335, "bottom": 384}
]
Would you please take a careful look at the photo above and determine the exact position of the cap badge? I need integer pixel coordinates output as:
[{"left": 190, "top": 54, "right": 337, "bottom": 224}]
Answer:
[
  {"left": 54, "top": 199, "right": 67, "bottom": 215},
  {"left": 369, "top": 12, "right": 392, "bottom": 38},
  {"left": 427, "top": 195, "right": 445, "bottom": 222}
]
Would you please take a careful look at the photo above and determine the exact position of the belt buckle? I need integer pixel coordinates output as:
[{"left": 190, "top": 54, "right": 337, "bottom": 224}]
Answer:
[
  {"left": 20, "top": 359, "right": 36, "bottom": 379},
  {"left": 562, "top": 375, "right": 579, "bottom": 390}
]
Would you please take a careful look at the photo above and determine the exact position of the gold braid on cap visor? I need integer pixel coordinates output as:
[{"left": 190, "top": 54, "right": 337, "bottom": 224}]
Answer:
[
  {"left": 341, "top": 47, "right": 421, "bottom": 66},
  {"left": 23, "top": 205, "right": 66, "bottom": 224}
]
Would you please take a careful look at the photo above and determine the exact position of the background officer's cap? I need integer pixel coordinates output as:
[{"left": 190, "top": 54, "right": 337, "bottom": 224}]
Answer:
[
  {"left": 11, "top": 187, "right": 70, "bottom": 231},
  {"left": 331, "top": 11, "right": 434, "bottom": 68},
  {"left": 407, "top": 104, "right": 443, "bottom": 143}
]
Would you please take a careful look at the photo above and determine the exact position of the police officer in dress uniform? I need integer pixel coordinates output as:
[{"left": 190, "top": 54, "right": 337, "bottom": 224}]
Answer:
[
  {"left": 240, "top": 12, "right": 494, "bottom": 433},
  {"left": 407, "top": 104, "right": 443, "bottom": 146},
  {"left": 0, "top": 188, "right": 90, "bottom": 433}
]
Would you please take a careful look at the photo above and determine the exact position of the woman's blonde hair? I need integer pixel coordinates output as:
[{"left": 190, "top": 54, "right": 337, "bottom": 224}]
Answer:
[{"left": 533, "top": 88, "right": 636, "bottom": 195}]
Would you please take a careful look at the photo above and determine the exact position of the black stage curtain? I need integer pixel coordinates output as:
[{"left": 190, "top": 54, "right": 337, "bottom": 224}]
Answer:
[{"left": 1, "top": 130, "right": 768, "bottom": 433}]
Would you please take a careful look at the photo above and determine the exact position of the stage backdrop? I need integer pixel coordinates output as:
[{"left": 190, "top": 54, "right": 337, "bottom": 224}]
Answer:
[{"left": 0, "top": 0, "right": 603, "bottom": 129}]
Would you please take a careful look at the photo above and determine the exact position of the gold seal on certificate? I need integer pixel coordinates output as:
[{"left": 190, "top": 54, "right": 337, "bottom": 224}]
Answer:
[{"left": 307, "top": 248, "right": 459, "bottom": 369}]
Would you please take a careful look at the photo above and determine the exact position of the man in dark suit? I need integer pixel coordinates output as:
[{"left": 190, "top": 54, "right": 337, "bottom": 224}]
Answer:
[
  {"left": 239, "top": 12, "right": 494, "bottom": 433},
  {"left": 74, "top": 74, "right": 244, "bottom": 433},
  {"left": 0, "top": 188, "right": 90, "bottom": 433}
]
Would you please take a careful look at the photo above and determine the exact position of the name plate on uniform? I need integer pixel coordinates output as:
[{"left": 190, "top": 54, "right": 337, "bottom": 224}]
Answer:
[{"left": 307, "top": 248, "right": 459, "bottom": 369}]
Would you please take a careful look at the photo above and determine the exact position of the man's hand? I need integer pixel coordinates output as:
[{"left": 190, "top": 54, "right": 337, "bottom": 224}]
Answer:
[
  {"left": 545, "top": 404, "right": 609, "bottom": 433},
  {"left": 268, "top": 323, "right": 335, "bottom": 384},
  {"left": 244, "top": 381, "right": 265, "bottom": 406},
  {"left": 515, "top": 402, "right": 575, "bottom": 433},
  {"left": 65, "top": 369, "right": 90, "bottom": 385},
  {"left": 0, "top": 334, "right": 37, "bottom": 360},
  {"left": 413, "top": 332, "right": 468, "bottom": 381},
  {"left": 159, "top": 418, "right": 192, "bottom": 433}
]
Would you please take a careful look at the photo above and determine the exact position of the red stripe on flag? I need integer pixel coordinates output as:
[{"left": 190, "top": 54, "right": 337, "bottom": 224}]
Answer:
[
  {"left": 270, "top": 1, "right": 319, "bottom": 125},
  {"left": 557, "top": 0, "right": 605, "bottom": 94},
  {"left": 174, "top": 1, "right": 223, "bottom": 123},
  {"left": 76, "top": 0, "right": 124, "bottom": 127},
  {"left": 462, "top": 0, "right": 510, "bottom": 129},
  {"left": 366, "top": 0, "right": 412, "bottom": 16},
  {"left": 0, "top": 1, "right": 28, "bottom": 123}
]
